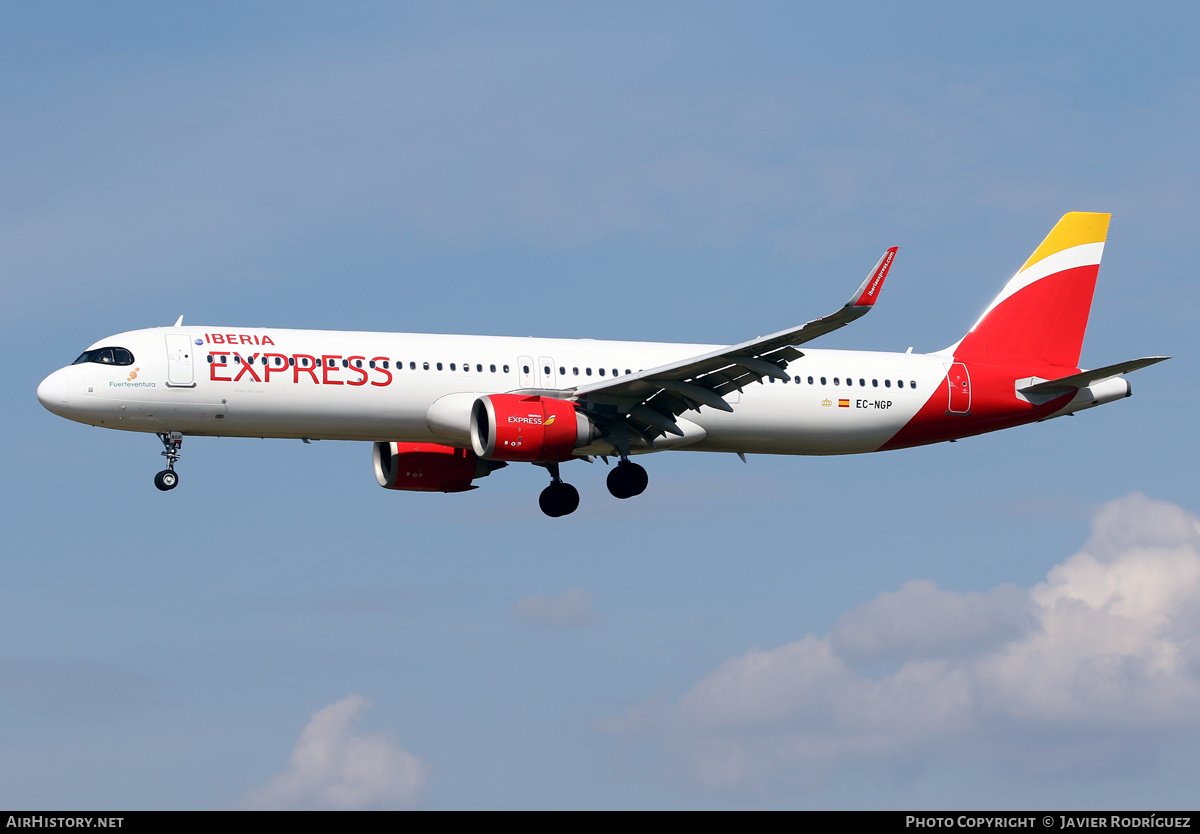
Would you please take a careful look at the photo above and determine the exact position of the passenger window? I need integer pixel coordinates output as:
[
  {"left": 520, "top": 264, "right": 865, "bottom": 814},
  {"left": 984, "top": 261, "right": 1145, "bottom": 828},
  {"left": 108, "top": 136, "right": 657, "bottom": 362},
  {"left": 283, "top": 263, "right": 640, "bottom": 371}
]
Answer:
[
  {"left": 490, "top": 364, "right": 496, "bottom": 373},
  {"left": 422, "top": 362, "right": 429, "bottom": 370},
  {"left": 543, "top": 366, "right": 550, "bottom": 375},
  {"left": 599, "top": 368, "right": 606, "bottom": 376},
  {"left": 572, "top": 367, "right": 579, "bottom": 375},
  {"left": 625, "top": 369, "right": 632, "bottom": 376},
  {"left": 476, "top": 364, "right": 482, "bottom": 372},
  {"left": 437, "top": 362, "right": 443, "bottom": 371},
  {"left": 910, "top": 381, "right": 916, "bottom": 389},
  {"left": 834, "top": 377, "right": 840, "bottom": 385},
  {"left": 523, "top": 365, "right": 530, "bottom": 374},
  {"left": 289, "top": 358, "right": 295, "bottom": 367},
  {"left": 503, "top": 365, "right": 510, "bottom": 373},
  {"left": 820, "top": 377, "right": 826, "bottom": 385},
  {"left": 586, "top": 368, "right": 592, "bottom": 376},
  {"left": 613, "top": 369, "right": 619, "bottom": 377},
  {"left": 872, "top": 379, "right": 878, "bottom": 387}
]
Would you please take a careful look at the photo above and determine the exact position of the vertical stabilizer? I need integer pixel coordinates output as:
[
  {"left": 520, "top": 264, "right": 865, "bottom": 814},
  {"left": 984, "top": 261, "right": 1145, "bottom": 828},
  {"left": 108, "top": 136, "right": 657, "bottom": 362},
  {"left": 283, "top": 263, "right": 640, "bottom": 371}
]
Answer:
[{"left": 952, "top": 212, "right": 1110, "bottom": 369}]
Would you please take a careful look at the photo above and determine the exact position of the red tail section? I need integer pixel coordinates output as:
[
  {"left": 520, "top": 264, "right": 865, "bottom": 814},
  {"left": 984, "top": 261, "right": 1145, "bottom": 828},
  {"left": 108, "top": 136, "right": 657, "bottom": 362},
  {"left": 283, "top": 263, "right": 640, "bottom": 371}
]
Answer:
[
  {"left": 882, "top": 213, "right": 1113, "bottom": 451},
  {"left": 952, "top": 212, "right": 1110, "bottom": 370}
]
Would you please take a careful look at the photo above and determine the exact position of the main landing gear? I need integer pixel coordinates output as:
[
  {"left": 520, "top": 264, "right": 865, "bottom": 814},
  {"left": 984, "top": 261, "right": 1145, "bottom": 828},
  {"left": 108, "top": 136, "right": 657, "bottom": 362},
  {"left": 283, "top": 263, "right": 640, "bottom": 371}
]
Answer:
[
  {"left": 542, "top": 460, "right": 583, "bottom": 518},
  {"left": 535, "top": 458, "right": 650, "bottom": 516},
  {"left": 154, "top": 431, "right": 182, "bottom": 492},
  {"left": 538, "top": 461, "right": 580, "bottom": 518},
  {"left": 606, "top": 460, "right": 648, "bottom": 499}
]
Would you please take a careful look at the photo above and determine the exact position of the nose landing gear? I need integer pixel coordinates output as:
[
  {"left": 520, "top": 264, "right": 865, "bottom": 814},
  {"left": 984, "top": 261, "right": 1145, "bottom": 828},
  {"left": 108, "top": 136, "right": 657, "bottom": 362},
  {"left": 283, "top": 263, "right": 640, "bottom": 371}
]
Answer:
[{"left": 154, "top": 431, "right": 182, "bottom": 491}]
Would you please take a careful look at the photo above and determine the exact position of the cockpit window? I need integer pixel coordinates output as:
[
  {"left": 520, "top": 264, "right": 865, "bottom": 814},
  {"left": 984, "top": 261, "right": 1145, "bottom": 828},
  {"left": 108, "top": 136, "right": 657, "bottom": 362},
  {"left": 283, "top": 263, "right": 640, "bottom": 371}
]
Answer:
[{"left": 72, "top": 347, "right": 135, "bottom": 366}]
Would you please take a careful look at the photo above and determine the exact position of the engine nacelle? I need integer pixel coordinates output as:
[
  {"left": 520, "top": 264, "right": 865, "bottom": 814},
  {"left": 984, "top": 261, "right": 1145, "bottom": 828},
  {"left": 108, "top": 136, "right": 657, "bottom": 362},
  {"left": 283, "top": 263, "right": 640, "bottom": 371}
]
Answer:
[
  {"left": 373, "top": 441, "right": 504, "bottom": 493},
  {"left": 470, "top": 394, "right": 595, "bottom": 462}
]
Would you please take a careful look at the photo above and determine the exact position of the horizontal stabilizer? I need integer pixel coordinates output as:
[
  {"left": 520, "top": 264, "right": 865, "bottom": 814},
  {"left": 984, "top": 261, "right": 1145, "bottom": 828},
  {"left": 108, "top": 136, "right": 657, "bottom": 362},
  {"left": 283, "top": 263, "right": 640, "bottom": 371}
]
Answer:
[{"left": 1019, "top": 356, "right": 1170, "bottom": 395}]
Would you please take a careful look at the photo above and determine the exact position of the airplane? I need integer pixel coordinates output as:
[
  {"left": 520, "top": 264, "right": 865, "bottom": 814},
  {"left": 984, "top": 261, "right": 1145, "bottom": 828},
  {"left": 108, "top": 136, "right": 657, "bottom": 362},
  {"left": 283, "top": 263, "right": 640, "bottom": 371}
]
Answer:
[{"left": 37, "top": 212, "right": 1166, "bottom": 517}]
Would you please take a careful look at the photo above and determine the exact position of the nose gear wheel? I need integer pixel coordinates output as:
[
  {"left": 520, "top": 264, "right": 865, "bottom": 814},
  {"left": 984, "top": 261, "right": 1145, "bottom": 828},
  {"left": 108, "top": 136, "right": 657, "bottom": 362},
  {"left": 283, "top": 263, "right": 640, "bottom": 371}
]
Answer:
[{"left": 154, "top": 431, "right": 183, "bottom": 491}]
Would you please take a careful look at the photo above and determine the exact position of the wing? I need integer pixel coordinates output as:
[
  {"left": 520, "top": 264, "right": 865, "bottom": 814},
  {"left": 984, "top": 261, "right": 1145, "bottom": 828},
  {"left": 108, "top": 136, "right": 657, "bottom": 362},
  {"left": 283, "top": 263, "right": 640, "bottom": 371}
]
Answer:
[{"left": 572, "top": 247, "right": 897, "bottom": 448}]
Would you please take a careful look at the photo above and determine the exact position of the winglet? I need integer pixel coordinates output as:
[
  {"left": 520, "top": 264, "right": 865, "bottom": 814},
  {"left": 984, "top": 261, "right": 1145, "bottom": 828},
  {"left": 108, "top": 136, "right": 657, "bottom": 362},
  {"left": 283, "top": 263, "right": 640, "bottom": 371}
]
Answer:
[{"left": 849, "top": 247, "right": 897, "bottom": 308}]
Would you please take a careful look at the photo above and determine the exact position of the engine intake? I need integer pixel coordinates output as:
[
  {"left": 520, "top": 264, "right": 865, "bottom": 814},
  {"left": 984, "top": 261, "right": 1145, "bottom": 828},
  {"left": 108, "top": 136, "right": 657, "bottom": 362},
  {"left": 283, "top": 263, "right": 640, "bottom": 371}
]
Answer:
[
  {"left": 470, "top": 395, "right": 595, "bottom": 462},
  {"left": 373, "top": 441, "right": 504, "bottom": 492}
]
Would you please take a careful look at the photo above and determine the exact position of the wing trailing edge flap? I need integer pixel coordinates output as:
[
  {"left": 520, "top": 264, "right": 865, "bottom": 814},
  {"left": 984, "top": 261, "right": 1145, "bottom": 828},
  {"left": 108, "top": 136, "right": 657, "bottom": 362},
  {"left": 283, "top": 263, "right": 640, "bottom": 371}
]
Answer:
[{"left": 572, "top": 247, "right": 898, "bottom": 444}]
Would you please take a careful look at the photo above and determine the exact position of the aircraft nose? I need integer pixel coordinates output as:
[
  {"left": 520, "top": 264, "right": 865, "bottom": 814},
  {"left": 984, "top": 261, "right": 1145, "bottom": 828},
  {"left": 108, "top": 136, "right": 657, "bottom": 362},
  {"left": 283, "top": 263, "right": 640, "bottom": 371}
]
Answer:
[{"left": 37, "top": 368, "right": 70, "bottom": 415}]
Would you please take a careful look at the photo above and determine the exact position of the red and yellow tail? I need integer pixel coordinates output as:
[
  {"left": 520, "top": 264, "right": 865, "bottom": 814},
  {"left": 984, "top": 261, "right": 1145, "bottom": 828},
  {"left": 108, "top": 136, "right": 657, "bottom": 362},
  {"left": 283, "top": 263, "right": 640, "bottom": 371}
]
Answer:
[{"left": 953, "top": 212, "right": 1110, "bottom": 370}]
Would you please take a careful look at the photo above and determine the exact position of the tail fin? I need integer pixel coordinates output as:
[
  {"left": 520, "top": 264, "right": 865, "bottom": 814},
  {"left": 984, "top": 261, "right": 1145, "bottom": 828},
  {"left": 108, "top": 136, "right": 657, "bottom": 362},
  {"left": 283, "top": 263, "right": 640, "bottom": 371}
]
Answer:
[{"left": 952, "top": 212, "right": 1110, "bottom": 369}]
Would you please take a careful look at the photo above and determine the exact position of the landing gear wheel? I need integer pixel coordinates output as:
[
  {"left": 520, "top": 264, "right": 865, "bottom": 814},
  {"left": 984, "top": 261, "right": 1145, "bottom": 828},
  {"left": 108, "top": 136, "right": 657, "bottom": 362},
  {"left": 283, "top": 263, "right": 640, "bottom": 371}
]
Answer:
[
  {"left": 606, "top": 461, "right": 648, "bottom": 499},
  {"left": 539, "top": 482, "right": 580, "bottom": 517},
  {"left": 154, "top": 432, "right": 183, "bottom": 491}
]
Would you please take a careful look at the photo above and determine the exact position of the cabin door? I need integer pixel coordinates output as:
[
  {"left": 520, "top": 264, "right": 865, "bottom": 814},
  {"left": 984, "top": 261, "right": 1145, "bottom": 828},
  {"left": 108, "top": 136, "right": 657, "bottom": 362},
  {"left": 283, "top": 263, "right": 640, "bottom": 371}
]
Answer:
[
  {"left": 946, "top": 362, "right": 971, "bottom": 414},
  {"left": 165, "top": 334, "right": 196, "bottom": 388}
]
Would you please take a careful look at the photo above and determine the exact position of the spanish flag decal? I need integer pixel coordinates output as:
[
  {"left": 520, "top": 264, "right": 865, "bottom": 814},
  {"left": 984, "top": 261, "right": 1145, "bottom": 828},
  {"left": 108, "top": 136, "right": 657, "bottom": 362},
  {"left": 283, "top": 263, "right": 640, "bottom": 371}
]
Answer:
[{"left": 838, "top": 399, "right": 850, "bottom": 408}]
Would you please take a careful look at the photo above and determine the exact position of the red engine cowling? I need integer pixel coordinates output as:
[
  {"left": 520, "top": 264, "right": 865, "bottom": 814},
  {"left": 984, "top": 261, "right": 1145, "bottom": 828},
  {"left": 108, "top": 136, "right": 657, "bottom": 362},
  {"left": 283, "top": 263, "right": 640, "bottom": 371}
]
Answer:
[
  {"left": 373, "top": 441, "right": 501, "bottom": 492},
  {"left": 470, "top": 395, "right": 594, "bottom": 462}
]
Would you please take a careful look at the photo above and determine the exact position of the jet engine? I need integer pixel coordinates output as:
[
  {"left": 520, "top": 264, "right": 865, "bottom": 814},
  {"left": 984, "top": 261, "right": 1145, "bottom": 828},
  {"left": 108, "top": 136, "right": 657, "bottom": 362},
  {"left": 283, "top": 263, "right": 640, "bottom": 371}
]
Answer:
[
  {"left": 373, "top": 441, "right": 505, "bottom": 492},
  {"left": 470, "top": 394, "right": 596, "bottom": 462}
]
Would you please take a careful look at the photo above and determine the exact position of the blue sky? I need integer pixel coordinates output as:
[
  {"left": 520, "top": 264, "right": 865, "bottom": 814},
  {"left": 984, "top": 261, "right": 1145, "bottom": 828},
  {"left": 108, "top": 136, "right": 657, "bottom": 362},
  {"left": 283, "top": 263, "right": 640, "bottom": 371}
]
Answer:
[{"left": 2, "top": 2, "right": 1198, "bottom": 809}]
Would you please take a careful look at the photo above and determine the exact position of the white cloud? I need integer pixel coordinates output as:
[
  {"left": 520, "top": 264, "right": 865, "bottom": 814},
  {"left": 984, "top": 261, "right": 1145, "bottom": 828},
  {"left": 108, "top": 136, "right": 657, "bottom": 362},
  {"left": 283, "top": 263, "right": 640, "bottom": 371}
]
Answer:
[
  {"left": 239, "top": 695, "right": 429, "bottom": 810},
  {"left": 513, "top": 589, "right": 597, "bottom": 629},
  {"left": 612, "top": 493, "right": 1200, "bottom": 793}
]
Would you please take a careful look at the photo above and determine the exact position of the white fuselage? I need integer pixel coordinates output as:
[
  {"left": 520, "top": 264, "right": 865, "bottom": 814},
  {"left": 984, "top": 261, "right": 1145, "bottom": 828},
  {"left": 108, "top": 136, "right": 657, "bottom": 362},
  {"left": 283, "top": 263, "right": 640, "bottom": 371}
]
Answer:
[{"left": 39, "top": 326, "right": 946, "bottom": 456}]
